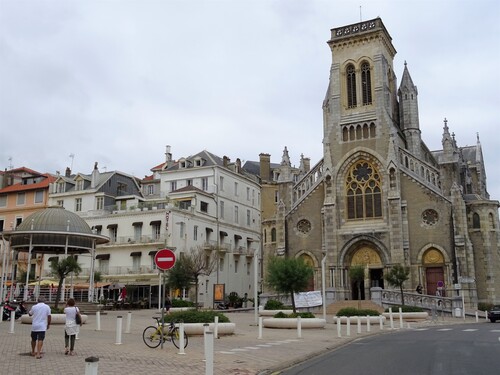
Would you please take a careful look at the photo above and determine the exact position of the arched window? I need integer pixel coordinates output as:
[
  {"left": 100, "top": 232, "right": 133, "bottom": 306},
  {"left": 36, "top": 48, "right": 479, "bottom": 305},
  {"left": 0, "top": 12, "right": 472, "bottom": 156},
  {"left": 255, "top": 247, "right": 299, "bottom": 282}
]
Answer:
[
  {"left": 489, "top": 213, "right": 495, "bottom": 229},
  {"left": 346, "top": 64, "right": 357, "bottom": 108},
  {"left": 346, "top": 160, "right": 382, "bottom": 219},
  {"left": 271, "top": 228, "right": 277, "bottom": 242},
  {"left": 361, "top": 62, "right": 372, "bottom": 105},
  {"left": 472, "top": 213, "right": 480, "bottom": 229}
]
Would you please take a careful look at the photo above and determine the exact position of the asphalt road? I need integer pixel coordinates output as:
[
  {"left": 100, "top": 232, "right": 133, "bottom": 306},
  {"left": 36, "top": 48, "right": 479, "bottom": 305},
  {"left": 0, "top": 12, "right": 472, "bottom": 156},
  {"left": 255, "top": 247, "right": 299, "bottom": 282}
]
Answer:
[{"left": 279, "top": 323, "right": 500, "bottom": 375}]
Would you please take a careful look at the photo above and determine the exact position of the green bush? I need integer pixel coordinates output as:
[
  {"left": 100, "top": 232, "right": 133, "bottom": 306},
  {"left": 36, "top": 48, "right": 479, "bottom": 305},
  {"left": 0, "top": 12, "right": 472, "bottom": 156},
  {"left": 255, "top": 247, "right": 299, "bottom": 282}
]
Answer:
[
  {"left": 164, "top": 310, "right": 230, "bottom": 324},
  {"left": 478, "top": 302, "right": 494, "bottom": 311},
  {"left": 264, "top": 299, "right": 284, "bottom": 310},
  {"left": 273, "top": 311, "right": 287, "bottom": 318},
  {"left": 273, "top": 311, "right": 316, "bottom": 318},
  {"left": 172, "top": 299, "right": 195, "bottom": 308},
  {"left": 51, "top": 307, "right": 64, "bottom": 314},
  {"left": 384, "top": 305, "right": 424, "bottom": 313},
  {"left": 336, "top": 307, "right": 380, "bottom": 317}
]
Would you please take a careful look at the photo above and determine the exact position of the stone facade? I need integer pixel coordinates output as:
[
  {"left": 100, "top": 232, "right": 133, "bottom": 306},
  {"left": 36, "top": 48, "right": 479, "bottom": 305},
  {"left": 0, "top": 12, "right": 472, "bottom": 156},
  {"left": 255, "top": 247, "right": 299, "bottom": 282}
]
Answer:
[{"left": 245, "top": 18, "right": 500, "bottom": 307}]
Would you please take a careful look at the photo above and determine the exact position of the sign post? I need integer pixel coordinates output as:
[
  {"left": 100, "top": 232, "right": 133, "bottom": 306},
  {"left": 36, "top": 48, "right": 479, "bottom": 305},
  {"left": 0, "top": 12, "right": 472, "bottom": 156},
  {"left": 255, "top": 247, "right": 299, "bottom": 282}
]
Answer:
[{"left": 154, "top": 249, "right": 176, "bottom": 349}]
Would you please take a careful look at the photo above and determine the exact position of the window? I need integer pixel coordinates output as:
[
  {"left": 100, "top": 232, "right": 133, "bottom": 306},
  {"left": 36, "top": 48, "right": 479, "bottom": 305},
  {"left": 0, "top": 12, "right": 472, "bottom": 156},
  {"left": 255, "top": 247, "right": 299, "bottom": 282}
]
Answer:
[
  {"left": 152, "top": 224, "right": 161, "bottom": 240},
  {"left": 109, "top": 226, "right": 117, "bottom": 242},
  {"left": 246, "top": 209, "right": 251, "bottom": 226},
  {"left": 17, "top": 192, "right": 25, "bottom": 205},
  {"left": 179, "top": 200, "right": 191, "bottom": 210},
  {"left": 271, "top": 228, "right": 276, "bottom": 242},
  {"left": 170, "top": 181, "right": 177, "bottom": 191},
  {"left": 346, "top": 64, "right": 357, "bottom": 108},
  {"left": 234, "top": 182, "right": 238, "bottom": 196},
  {"left": 199, "top": 201, "right": 208, "bottom": 213},
  {"left": 16, "top": 217, "right": 23, "bottom": 227},
  {"left": 202, "top": 177, "right": 208, "bottom": 191},
  {"left": 75, "top": 198, "right": 82, "bottom": 212},
  {"left": 147, "top": 185, "right": 154, "bottom": 195},
  {"left": 346, "top": 160, "right": 382, "bottom": 219},
  {"left": 220, "top": 201, "right": 225, "bottom": 219},
  {"left": 472, "top": 213, "right": 481, "bottom": 229},
  {"left": 186, "top": 179, "right": 192, "bottom": 186},
  {"left": 361, "top": 62, "right": 372, "bottom": 105},
  {"left": 98, "top": 259, "right": 109, "bottom": 274},
  {"left": 489, "top": 213, "right": 495, "bottom": 229},
  {"left": 219, "top": 176, "right": 224, "bottom": 191},
  {"left": 274, "top": 190, "right": 279, "bottom": 204},
  {"left": 194, "top": 225, "right": 198, "bottom": 241},
  {"left": 57, "top": 182, "right": 65, "bottom": 193},
  {"left": 76, "top": 180, "right": 84, "bottom": 191},
  {"left": 179, "top": 222, "right": 185, "bottom": 238},
  {"left": 0, "top": 195, "right": 7, "bottom": 207},
  {"left": 246, "top": 187, "right": 250, "bottom": 200},
  {"left": 57, "top": 200, "right": 64, "bottom": 207},
  {"left": 134, "top": 225, "right": 142, "bottom": 241},
  {"left": 234, "top": 206, "right": 239, "bottom": 223},
  {"left": 0, "top": 219, "right": 4, "bottom": 232},
  {"left": 96, "top": 197, "right": 104, "bottom": 210},
  {"left": 34, "top": 190, "right": 44, "bottom": 204},
  {"left": 234, "top": 260, "right": 238, "bottom": 273},
  {"left": 132, "top": 255, "right": 141, "bottom": 272}
]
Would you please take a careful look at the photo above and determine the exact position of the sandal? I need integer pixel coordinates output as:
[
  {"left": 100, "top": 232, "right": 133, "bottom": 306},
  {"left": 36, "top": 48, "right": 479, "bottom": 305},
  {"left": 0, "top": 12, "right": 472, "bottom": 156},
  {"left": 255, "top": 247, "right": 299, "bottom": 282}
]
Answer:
[{"left": 65, "top": 349, "right": 69, "bottom": 355}]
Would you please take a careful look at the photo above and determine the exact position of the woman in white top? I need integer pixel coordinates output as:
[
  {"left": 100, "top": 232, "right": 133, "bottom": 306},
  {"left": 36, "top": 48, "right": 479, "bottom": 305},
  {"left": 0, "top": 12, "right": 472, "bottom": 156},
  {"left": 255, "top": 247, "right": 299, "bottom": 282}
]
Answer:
[{"left": 64, "top": 298, "right": 81, "bottom": 355}]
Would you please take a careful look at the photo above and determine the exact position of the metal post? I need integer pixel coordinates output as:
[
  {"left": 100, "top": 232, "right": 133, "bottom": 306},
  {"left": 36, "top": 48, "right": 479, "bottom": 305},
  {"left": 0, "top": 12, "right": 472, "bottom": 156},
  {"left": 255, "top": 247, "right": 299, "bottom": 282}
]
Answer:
[
  {"left": 475, "top": 311, "right": 479, "bottom": 323},
  {"left": 389, "top": 308, "right": 394, "bottom": 329},
  {"left": 336, "top": 317, "right": 341, "bottom": 338},
  {"left": 258, "top": 317, "right": 263, "bottom": 339},
  {"left": 366, "top": 315, "right": 370, "bottom": 332},
  {"left": 399, "top": 307, "right": 403, "bottom": 329},
  {"left": 85, "top": 356, "right": 99, "bottom": 375},
  {"left": 115, "top": 316, "right": 122, "bottom": 345},
  {"left": 297, "top": 316, "right": 302, "bottom": 338},
  {"left": 346, "top": 317, "right": 351, "bottom": 336},
  {"left": 204, "top": 331, "right": 214, "bottom": 375},
  {"left": 95, "top": 311, "right": 101, "bottom": 331},
  {"left": 357, "top": 316, "right": 361, "bottom": 334},
  {"left": 178, "top": 322, "right": 186, "bottom": 355},
  {"left": 9, "top": 310, "right": 15, "bottom": 333},
  {"left": 379, "top": 315, "right": 384, "bottom": 330},
  {"left": 214, "top": 316, "right": 219, "bottom": 339},
  {"left": 125, "top": 312, "right": 132, "bottom": 334}
]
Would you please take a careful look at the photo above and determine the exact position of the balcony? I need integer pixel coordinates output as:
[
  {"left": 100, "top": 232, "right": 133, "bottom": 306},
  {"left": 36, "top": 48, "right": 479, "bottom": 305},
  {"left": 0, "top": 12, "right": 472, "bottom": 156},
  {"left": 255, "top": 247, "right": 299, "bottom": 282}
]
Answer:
[
  {"left": 105, "top": 235, "right": 167, "bottom": 246},
  {"left": 42, "top": 265, "right": 158, "bottom": 278}
]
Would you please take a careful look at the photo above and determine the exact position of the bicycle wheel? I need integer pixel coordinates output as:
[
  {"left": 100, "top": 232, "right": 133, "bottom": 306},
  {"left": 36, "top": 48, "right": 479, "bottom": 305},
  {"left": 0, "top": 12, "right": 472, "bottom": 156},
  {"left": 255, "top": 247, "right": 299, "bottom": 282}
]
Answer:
[
  {"left": 143, "top": 326, "right": 161, "bottom": 348},
  {"left": 171, "top": 327, "right": 188, "bottom": 349}
]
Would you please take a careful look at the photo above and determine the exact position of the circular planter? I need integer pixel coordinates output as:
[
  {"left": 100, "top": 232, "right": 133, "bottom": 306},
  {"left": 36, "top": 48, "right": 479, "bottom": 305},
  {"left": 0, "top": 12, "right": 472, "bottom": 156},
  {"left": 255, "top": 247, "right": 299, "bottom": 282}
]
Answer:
[
  {"left": 20, "top": 313, "right": 89, "bottom": 325},
  {"left": 258, "top": 306, "right": 293, "bottom": 316},
  {"left": 262, "top": 318, "right": 326, "bottom": 329},
  {"left": 180, "top": 322, "right": 235, "bottom": 335},
  {"left": 382, "top": 312, "right": 428, "bottom": 320},
  {"left": 334, "top": 316, "right": 385, "bottom": 324}
]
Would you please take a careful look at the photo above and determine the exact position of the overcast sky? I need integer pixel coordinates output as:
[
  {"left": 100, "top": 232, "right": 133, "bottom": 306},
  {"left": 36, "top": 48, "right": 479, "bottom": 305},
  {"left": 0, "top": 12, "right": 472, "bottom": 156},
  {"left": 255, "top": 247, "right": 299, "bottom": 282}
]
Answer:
[{"left": 1, "top": 0, "right": 499, "bottom": 199}]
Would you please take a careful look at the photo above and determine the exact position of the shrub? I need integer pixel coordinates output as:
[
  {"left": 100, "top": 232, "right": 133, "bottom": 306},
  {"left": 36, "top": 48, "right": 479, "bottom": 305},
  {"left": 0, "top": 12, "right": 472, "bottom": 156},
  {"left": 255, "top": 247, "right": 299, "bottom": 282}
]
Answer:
[
  {"left": 273, "top": 311, "right": 316, "bottom": 318},
  {"left": 478, "top": 302, "right": 494, "bottom": 312},
  {"left": 165, "top": 310, "right": 230, "bottom": 324},
  {"left": 336, "top": 307, "right": 380, "bottom": 317},
  {"left": 51, "top": 307, "right": 64, "bottom": 314},
  {"left": 385, "top": 305, "right": 424, "bottom": 313},
  {"left": 273, "top": 311, "right": 287, "bottom": 318},
  {"left": 265, "top": 299, "right": 284, "bottom": 310},
  {"left": 172, "top": 299, "right": 195, "bottom": 308}
]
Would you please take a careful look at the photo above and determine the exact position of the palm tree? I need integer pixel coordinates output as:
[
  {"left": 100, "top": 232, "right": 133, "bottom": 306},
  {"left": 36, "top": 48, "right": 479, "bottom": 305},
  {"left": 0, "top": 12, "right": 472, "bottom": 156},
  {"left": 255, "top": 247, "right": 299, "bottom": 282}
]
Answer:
[{"left": 50, "top": 256, "right": 82, "bottom": 308}]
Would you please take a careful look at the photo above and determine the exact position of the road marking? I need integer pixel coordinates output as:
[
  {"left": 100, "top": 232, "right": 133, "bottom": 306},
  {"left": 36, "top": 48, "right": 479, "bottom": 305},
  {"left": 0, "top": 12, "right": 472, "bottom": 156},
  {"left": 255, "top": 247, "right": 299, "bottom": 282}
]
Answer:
[
  {"left": 256, "top": 344, "right": 273, "bottom": 347},
  {"left": 490, "top": 330, "right": 500, "bottom": 332},
  {"left": 414, "top": 328, "right": 429, "bottom": 331},
  {"left": 219, "top": 351, "right": 236, "bottom": 355},
  {"left": 462, "top": 329, "right": 478, "bottom": 332},
  {"left": 232, "top": 348, "right": 249, "bottom": 352},
  {"left": 437, "top": 328, "right": 453, "bottom": 331},
  {"left": 244, "top": 347, "right": 260, "bottom": 350}
]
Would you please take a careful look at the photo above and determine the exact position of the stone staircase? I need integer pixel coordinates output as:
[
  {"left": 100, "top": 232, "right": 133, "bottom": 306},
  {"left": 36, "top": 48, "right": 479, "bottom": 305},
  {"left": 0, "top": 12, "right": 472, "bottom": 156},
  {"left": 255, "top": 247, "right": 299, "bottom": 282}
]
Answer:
[{"left": 326, "top": 300, "right": 385, "bottom": 316}]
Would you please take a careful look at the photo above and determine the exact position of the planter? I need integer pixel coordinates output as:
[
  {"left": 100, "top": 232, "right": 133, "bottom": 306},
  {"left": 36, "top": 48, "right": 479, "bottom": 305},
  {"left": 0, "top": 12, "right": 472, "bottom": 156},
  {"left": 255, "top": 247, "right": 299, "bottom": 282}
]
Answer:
[
  {"left": 382, "top": 312, "right": 428, "bottom": 320},
  {"left": 334, "top": 316, "right": 386, "bottom": 324},
  {"left": 20, "top": 314, "right": 89, "bottom": 325},
  {"left": 262, "top": 318, "right": 326, "bottom": 329},
  {"left": 258, "top": 306, "right": 293, "bottom": 316},
  {"left": 178, "top": 322, "right": 235, "bottom": 335}
]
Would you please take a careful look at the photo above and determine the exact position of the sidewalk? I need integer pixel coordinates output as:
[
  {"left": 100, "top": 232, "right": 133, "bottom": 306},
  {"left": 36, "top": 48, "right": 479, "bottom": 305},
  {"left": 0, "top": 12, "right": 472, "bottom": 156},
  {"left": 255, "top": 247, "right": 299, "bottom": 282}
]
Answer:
[{"left": 0, "top": 308, "right": 481, "bottom": 375}]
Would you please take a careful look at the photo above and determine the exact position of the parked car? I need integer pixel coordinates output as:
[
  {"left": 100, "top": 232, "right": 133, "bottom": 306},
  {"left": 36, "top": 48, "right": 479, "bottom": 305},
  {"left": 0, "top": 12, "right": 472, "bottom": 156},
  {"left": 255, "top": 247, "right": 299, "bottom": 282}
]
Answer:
[{"left": 488, "top": 305, "right": 500, "bottom": 323}]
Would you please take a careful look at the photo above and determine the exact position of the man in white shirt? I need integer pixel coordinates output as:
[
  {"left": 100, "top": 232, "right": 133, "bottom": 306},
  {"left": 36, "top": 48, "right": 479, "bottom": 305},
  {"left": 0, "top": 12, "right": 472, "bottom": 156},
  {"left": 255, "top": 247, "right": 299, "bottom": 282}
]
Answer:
[{"left": 29, "top": 296, "right": 51, "bottom": 359}]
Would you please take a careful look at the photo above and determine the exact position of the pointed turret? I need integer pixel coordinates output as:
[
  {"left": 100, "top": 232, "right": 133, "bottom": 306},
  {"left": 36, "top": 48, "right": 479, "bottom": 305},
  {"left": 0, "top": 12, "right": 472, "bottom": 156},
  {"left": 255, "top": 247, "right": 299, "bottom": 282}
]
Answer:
[
  {"left": 278, "top": 146, "right": 293, "bottom": 182},
  {"left": 398, "top": 62, "right": 422, "bottom": 157},
  {"left": 441, "top": 118, "right": 456, "bottom": 162}
]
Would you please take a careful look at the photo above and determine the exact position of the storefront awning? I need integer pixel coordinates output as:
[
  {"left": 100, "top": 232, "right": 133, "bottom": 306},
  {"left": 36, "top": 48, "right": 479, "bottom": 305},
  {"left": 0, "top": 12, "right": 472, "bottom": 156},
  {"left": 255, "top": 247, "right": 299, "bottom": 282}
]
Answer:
[{"left": 150, "top": 220, "right": 161, "bottom": 226}]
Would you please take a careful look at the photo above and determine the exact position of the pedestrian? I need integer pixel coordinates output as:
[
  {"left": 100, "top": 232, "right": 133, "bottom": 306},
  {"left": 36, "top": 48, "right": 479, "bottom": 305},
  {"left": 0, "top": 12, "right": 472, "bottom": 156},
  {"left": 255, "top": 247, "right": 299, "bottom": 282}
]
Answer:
[
  {"left": 28, "top": 296, "right": 51, "bottom": 359},
  {"left": 64, "top": 298, "right": 81, "bottom": 356},
  {"left": 164, "top": 295, "right": 172, "bottom": 315},
  {"left": 416, "top": 284, "right": 423, "bottom": 294}
]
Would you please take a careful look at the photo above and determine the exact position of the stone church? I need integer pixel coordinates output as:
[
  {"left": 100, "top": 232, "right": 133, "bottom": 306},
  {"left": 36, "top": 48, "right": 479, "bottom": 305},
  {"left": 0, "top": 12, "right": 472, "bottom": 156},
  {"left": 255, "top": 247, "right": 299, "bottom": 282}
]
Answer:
[{"left": 244, "top": 18, "right": 500, "bottom": 307}]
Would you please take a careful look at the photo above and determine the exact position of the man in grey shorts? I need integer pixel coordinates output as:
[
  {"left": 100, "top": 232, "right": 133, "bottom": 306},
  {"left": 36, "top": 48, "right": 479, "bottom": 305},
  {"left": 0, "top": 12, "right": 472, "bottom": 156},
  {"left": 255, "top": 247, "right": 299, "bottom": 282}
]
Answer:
[{"left": 29, "top": 296, "right": 51, "bottom": 359}]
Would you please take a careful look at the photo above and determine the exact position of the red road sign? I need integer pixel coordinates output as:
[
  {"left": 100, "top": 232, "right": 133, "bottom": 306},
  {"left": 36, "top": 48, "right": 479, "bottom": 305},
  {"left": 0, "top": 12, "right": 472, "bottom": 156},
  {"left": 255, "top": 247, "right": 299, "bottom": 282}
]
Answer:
[{"left": 154, "top": 248, "right": 176, "bottom": 270}]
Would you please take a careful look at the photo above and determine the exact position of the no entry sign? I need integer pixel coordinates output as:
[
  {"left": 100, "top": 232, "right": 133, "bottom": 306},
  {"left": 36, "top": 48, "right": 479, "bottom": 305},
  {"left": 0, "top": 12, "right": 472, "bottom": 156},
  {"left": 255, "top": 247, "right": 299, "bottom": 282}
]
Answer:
[{"left": 154, "top": 248, "right": 176, "bottom": 270}]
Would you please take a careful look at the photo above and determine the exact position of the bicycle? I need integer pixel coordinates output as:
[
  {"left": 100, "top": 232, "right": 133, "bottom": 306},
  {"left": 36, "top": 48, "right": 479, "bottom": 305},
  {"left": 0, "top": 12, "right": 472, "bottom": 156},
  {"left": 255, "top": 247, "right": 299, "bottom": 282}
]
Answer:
[{"left": 142, "top": 317, "right": 189, "bottom": 349}]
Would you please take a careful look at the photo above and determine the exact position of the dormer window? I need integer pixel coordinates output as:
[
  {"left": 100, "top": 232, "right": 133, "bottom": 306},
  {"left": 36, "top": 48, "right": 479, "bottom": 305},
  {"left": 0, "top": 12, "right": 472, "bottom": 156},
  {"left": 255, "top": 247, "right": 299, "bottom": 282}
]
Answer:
[
  {"left": 76, "top": 179, "right": 84, "bottom": 191},
  {"left": 194, "top": 157, "right": 205, "bottom": 167}
]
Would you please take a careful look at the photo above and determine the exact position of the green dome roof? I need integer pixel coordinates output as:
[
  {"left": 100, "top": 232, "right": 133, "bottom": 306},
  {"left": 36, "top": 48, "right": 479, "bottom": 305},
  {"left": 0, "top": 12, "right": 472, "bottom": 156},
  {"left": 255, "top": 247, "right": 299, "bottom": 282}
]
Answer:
[{"left": 16, "top": 206, "right": 93, "bottom": 234}]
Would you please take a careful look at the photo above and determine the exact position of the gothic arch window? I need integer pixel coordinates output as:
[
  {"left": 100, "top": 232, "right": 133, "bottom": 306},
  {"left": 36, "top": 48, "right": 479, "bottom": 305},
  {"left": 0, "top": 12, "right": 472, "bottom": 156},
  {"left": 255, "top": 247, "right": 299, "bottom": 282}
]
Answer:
[
  {"left": 349, "top": 126, "right": 355, "bottom": 140},
  {"left": 343, "top": 127, "right": 349, "bottom": 141},
  {"left": 346, "top": 160, "right": 382, "bottom": 220},
  {"left": 369, "top": 122, "right": 376, "bottom": 137},
  {"left": 264, "top": 229, "right": 267, "bottom": 243},
  {"left": 271, "top": 228, "right": 277, "bottom": 242},
  {"left": 472, "top": 213, "right": 480, "bottom": 229},
  {"left": 361, "top": 62, "right": 372, "bottom": 105},
  {"left": 356, "top": 125, "right": 362, "bottom": 139},
  {"left": 363, "top": 124, "right": 369, "bottom": 138},
  {"left": 346, "top": 64, "right": 357, "bottom": 108}
]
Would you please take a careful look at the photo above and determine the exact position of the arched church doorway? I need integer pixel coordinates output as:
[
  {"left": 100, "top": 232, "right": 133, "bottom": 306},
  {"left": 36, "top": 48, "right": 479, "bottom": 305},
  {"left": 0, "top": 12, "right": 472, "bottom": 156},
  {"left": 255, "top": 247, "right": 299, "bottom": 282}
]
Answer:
[
  {"left": 299, "top": 253, "right": 315, "bottom": 291},
  {"left": 423, "top": 248, "right": 445, "bottom": 296},
  {"left": 350, "top": 246, "right": 384, "bottom": 300}
]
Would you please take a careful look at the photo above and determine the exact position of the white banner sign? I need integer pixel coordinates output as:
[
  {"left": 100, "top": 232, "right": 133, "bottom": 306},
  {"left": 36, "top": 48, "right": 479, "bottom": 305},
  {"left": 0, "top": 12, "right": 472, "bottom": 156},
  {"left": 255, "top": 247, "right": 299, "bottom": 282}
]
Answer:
[{"left": 293, "top": 290, "right": 323, "bottom": 308}]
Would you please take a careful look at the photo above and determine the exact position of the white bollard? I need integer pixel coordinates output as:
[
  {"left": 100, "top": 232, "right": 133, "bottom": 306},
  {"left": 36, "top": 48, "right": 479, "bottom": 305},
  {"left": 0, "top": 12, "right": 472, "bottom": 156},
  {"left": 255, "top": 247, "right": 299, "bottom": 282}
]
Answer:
[
  {"left": 115, "top": 316, "right": 122, "bottom": 345},
  {"left": 0, "top": 306, "right": 3, "bottom": 323},
  {"left": 357, "top": 316, "right": 361, "bottom": 334},
  {"left": 203, "top": 323, "right": 210, "bottom": 359},
  {"left": 379, "top": 315, "right": 384, "bottom": 330},
  {"left": 9, "top": 310, "right": 15, "bottom": 334},
  {"left": 297, "top": 316, "right": 302, "bottom": 338},
  {"left": 336, "top": 317, "right": 342, "bottom": 338},
  {"left": 399, "top": 307, "right": 403, "bottom": 329},
  {"left": 366, "top": 315, "right": 371, "bottom": 332},
  {"left": 84, "top": 356, "right": 99, "bottom": 375},
  {"left": 389, "top": 308, "right": 394, "bottom": 330},
  {"left": 258, "top": 317, "right": 263, "bottom": 339},
  {"left": 475, "top": 311, "right": 479, "bottom": 323},
  {"left": 204, "top": 331, "right": 214, "bottom": 375},
  {"left": 346, "top": 317, "right": 351, "bottom": 336},
  {"left": 214, "top": 316, "right": 219, "bottom": 339},
  {"left": 95, "top": 311, "right": 101, "bottom": 331},
  {"left": 485, "top": 311, "right": 488, "bottom": 321},
  {"left": 178, "top": 322, "right": 186, "bottom": 355},
  {"left": 125, "top": 312, "right": 132, "bottom": 334}
]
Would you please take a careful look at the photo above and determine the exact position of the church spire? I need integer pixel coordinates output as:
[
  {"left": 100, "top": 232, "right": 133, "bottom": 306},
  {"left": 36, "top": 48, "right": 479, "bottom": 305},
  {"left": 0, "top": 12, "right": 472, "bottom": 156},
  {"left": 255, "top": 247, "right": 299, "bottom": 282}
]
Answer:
[
  {"left": 441, "top": 118, "right": 457, "bottom": 161},
  {"left": 398, "top": 62, "right": 421, "bottom": 157}
]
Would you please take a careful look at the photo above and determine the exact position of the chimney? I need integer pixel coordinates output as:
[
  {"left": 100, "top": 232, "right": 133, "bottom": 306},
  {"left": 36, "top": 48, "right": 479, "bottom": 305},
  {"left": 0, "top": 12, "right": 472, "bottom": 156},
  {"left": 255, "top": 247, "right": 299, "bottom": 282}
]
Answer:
[
  {"left": 235, "top": 158, "right": 241, "bottom": 173},
  {"left": 223, "top": 156, "right": 230, "bottom": 167},
  {"left": 259, "top": 153, "right": 271, "bottom": 182},
  {"left": 91, "top": 162, "right": 99, "bottom": 188},
  {"left": 165, "top": 145, "right": 172, "bottom": 163},
  {"left": 65, "top": 167, "right": 71, "bottom": 177}
]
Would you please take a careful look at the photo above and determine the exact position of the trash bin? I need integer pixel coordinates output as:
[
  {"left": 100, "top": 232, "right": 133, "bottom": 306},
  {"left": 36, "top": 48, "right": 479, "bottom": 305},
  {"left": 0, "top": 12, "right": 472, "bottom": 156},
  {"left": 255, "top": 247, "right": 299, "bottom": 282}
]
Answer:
[{"left": 455, "top": 308, "right": 462, "bottom": 318}]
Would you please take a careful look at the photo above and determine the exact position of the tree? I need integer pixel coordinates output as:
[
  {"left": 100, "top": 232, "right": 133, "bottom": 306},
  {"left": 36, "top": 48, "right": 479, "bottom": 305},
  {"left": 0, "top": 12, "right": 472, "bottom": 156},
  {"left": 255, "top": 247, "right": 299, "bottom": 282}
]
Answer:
[
  {"left": 384, "top": 264, "right": 410, "bottom": 306},
  {"left": 349, "top": 265, "right": 365, "bottom": 302},
  {"left": 50, "top": 256, "right": 82, "bottom": 309},
  {"left": 266, "top": 256, "right": 314, "bottom": 313},
  {"left": 166, "top": 246, "right": 217, "bottom": 309}
]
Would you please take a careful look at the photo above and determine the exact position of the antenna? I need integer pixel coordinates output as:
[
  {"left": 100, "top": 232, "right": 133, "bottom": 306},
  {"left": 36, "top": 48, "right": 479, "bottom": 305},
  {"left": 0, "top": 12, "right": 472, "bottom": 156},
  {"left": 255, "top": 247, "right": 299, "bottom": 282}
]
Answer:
[
  {"left": 8, "top": 156, "right": 13, "bottom": 170},
  {"left": 69, "top": 153, "right": 75, "bottom": 170},
  {"left": 360, "top": 5, "right": 362, "bottom": 21}
]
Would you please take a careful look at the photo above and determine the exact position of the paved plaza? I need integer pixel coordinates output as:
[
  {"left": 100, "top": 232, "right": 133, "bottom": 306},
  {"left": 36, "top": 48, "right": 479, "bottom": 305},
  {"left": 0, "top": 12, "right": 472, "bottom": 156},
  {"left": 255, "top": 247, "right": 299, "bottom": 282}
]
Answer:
[{"left": 0, "top": 308, "right": 480, "bottom": 375}]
